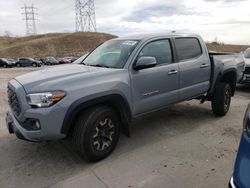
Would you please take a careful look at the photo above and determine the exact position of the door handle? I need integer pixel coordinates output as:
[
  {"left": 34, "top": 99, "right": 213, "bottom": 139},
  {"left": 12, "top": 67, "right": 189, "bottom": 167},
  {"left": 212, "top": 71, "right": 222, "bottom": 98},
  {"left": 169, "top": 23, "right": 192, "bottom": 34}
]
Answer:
[
  {"left": 200, "top": 64, "right": 209, "bottom": 68},
  {"left": 168, "top": 70, "right": 178, "bottom": 75}
]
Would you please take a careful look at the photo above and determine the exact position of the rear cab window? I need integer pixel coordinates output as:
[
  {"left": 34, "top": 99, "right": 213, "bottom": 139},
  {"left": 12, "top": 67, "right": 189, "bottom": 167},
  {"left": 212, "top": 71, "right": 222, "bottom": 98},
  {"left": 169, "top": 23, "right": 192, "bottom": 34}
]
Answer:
[{"left": 175, "top": 38, "right": 202, "bottom": 61}]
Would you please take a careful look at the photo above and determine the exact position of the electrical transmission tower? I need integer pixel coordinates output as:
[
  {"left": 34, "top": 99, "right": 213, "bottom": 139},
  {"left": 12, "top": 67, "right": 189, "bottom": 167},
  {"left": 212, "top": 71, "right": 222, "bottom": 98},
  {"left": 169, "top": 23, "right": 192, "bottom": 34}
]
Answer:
[
  {"left": 75, "top": 0, "right": 97, "bottom": 32},
  {"left": 21, "top": 4, "right": 38, "bottom": 36}
]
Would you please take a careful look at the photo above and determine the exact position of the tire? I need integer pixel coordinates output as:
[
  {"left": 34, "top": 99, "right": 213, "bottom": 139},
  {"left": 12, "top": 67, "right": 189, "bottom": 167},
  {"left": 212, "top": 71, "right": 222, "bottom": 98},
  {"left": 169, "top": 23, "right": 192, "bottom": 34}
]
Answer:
[
  {"left": 72, "top": 106, "right": 121, "bottom": 162},
  {"left": 211, "top": 83, "right": 231, "bottom": 116},
  {"left": 16, "top": 63, "right": 21, "bottom": 67},
  {"left": 3, "top": 64, "right": 7, "bottom": 68},
  {"left": 32, "top": 63, "right": 37, "bottom": 67}
]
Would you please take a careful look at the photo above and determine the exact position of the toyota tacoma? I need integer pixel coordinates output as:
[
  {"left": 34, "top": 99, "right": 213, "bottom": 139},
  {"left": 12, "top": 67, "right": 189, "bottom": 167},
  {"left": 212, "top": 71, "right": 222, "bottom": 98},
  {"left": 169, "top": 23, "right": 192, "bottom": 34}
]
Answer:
[{"left": 6, "top": 33, "right": 245, "bottom": 162}]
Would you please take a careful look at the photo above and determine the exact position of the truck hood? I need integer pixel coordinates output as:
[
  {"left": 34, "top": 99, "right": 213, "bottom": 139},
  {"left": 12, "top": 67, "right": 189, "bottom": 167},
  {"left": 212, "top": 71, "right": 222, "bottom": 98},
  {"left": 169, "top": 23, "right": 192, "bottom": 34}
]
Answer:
[{"left": 14, "top": 64, "right": 121, "bottom": 93}]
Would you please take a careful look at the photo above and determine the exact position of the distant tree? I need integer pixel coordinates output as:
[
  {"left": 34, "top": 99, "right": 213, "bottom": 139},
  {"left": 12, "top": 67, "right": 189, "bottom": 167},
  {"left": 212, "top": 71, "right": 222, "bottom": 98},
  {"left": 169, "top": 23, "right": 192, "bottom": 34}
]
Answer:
[{"left": 212, "top": 37, "right": 219, "bottom": 45}]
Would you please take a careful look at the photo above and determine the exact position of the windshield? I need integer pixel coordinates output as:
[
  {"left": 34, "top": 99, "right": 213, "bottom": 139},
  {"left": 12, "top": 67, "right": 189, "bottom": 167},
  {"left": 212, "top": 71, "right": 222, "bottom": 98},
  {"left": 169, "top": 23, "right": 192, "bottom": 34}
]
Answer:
[
  {"left": 244, "top": 49, "right": 250, "bottom": 58},
  {"left": 7, "top": 59, "right": 15, "bottom": 62},
  {"left": 73, "top": 53, "right": 89, "bottom": 64},
  {"left": 83, "top": 40, "right": 139, "bottom": 68},
  {"left": 48, "top": 57, "right": 57, "bottom": 61}
]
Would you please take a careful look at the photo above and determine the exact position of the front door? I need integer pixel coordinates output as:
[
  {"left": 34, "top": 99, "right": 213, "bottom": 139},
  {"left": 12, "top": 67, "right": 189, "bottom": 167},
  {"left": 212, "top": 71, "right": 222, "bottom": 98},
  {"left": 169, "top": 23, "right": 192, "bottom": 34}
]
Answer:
[{"left": 130, "top": 39, "right": 180, "bottom": 116}]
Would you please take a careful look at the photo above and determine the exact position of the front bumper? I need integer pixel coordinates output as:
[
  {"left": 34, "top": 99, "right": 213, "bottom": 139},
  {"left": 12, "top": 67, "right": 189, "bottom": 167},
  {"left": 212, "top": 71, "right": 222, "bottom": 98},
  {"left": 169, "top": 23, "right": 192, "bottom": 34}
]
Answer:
[
  {"left": 5, "top": 111, "right": 27, "bottom": 140},
  {"left": 6, "top": 79, "right": 67, "bottom": 141},
  {"left": 6, "top": 108, "right": 67, "bottom": 142}
]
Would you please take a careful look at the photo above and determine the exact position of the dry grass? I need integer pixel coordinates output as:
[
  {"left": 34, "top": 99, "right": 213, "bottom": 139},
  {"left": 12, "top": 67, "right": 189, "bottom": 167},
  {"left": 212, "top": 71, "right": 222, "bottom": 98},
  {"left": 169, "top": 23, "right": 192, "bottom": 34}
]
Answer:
[
  {"left": 0, "top": 32, "right": 249, "bottom": 58},
  {"left": 0, "top": 32, "right": 116, "bottom": 58},
  {"left": 206, "top": 43, "right": 250, "bottom": 53}
]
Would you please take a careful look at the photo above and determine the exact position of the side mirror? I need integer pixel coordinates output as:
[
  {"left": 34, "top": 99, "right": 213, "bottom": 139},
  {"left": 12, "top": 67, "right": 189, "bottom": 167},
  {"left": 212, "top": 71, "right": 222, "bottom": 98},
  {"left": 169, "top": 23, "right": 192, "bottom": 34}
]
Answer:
[{"left": 134, "top": 56, "right": 157, "bottom": 70}]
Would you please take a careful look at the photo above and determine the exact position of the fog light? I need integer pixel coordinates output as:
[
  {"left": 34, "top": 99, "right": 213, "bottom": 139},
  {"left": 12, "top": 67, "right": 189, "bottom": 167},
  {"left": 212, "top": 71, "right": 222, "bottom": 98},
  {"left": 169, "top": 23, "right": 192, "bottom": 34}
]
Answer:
[
  {"left": 35, "top": 121, "right": 40, "bottom": 129},
  {"left": 21, "top": 119, "right": 41, "bottom": 130}
]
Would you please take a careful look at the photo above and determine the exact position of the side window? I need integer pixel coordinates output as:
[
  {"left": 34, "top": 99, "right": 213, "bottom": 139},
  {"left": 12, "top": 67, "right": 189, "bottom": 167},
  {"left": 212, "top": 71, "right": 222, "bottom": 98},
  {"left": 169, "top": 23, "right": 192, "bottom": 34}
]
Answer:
[
  {"left": 139, "top": 39, "right": 172, "bottom": 65},
  {"left": 175, "top": 38, "right": 202, "bottom": 61}
]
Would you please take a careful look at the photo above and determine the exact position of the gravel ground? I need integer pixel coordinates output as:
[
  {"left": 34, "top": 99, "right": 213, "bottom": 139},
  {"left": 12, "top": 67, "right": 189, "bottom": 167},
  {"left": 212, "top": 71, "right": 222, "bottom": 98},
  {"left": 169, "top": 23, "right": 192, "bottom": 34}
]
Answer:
[{"left": 0, "top": 67, "right": 249, "bottom": 188}]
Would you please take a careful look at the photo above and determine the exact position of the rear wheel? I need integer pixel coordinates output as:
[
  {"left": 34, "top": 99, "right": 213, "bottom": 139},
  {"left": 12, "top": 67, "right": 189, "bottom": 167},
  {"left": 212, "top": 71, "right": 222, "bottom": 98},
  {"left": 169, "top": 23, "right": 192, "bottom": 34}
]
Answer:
[
  {"left": 3, "top": 64, "right": 7, "bottom": 68},
  {"left": 16, "top": 63, "right": 21, "bottom": 67},
  {"left": 211, "top": 83, "right": 231, "bottom": 116},
  {"left": 72, "top": 106, "right": 120, "bottom": 162}
]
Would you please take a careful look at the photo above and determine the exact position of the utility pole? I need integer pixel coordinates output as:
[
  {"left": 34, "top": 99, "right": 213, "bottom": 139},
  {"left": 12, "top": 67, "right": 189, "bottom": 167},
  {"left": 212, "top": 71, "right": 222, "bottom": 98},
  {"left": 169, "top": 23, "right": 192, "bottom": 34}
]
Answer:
[
  {"left": 75, "top": 0, "right": 97, "bottom": 32},
  {"left": 21, "top": 4, "right": 38, "bottom": 36}
]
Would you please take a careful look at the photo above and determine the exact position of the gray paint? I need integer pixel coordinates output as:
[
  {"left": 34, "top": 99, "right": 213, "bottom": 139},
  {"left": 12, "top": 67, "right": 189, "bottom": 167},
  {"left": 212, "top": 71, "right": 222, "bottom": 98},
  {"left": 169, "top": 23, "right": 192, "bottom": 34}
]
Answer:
[{"left": 6, "top": 33, "right": 244, "bottom": 141}]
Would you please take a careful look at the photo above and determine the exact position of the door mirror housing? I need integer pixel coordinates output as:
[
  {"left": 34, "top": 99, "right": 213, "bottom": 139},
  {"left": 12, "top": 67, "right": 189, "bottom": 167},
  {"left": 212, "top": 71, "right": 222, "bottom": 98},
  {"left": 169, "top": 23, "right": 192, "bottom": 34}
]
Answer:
[{"left": 134, "top": 56, "right": 157, "bottom": 70}]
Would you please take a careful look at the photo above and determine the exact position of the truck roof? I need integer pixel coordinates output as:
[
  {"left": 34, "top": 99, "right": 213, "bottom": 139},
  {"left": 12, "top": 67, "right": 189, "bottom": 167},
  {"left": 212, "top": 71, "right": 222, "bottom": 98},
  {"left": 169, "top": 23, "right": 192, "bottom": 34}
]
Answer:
[{"left": 114, "top": 33, "right": 201, "bottom": 41}]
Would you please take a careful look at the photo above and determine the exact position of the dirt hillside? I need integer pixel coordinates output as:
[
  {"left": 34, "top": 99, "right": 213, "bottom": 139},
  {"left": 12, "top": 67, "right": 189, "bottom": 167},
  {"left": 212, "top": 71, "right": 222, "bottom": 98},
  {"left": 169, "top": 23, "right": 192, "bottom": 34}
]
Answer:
[
  {"left": 206, "top": 43, "right": 249, "bottom": 53},
  {"left": 0, "top": 32, "right": 249, "bottom": 58},
  {"left": 0, "top": 32, "right": 116, "bottom": 58}
]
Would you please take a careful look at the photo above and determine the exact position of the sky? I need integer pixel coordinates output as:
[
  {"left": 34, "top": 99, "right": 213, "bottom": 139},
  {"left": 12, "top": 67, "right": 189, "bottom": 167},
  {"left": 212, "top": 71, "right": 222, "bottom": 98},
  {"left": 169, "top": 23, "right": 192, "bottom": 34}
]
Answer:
[{"left": 0, "top": 0, "right": 250, "bottom": 44}]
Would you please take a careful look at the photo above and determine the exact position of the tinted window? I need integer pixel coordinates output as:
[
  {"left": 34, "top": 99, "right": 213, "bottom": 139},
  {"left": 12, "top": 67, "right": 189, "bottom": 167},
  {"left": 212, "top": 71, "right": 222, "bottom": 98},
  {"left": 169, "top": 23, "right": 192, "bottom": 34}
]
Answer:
[
  {"left": 175, "top": 38, "right": 202, "bottom": 61},
  {"left": 139, "top": 39, "right": 172, "bottom": 65}
]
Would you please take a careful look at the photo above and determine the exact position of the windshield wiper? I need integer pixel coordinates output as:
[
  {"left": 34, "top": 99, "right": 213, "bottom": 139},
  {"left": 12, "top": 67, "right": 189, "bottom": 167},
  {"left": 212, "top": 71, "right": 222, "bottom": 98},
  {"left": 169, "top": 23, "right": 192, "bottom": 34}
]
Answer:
[{"left": 91, "top": 64, "right": 110, "bottom": 68}]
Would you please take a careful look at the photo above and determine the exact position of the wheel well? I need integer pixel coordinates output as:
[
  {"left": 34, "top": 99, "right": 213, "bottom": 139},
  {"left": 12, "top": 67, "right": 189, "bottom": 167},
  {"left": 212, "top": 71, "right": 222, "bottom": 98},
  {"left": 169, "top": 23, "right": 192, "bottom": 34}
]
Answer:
[
  {"left": 62, "top": 94, "right": 132, "bottom": 137},
  {"left": 220, "top": 71, "right": 237, "bottom": 96}
]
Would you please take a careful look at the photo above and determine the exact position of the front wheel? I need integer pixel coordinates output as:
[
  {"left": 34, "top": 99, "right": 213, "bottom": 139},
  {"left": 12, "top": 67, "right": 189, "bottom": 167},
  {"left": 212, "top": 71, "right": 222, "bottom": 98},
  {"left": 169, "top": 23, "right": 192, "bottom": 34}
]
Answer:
[
  {"left": 211, "top": 83, "right": 231, "bottom": 116},
  {"left": 72, "top": 106, "right": 121, "bottom": 162},
  {"left": 32, "top": 63, "right": 37, "bottom": 67}
]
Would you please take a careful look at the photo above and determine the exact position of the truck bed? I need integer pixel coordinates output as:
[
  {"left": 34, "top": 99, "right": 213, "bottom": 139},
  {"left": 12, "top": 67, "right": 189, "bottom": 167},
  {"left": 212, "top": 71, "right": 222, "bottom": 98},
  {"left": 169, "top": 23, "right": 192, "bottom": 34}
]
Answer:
[{"left": 208, "top": 52, "right": 245, "bottom": 93}]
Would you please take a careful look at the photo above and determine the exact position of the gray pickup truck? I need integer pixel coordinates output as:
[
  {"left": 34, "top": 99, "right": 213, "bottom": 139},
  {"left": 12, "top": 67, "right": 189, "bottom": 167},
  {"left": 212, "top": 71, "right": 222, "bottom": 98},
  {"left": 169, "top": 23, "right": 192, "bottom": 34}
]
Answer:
[{"left": 6, "top": 33, "right": 245, "bottom": 162}]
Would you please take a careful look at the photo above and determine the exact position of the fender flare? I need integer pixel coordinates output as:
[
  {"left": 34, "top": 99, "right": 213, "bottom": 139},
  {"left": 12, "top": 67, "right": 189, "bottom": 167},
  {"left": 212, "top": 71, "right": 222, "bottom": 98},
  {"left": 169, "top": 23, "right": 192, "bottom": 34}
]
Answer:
[
  {"left": 61, "top": 94, "right": 132, "bottom": 137},
  {"left": 212, "top": 68, "right": 237, "bottom": 96}
]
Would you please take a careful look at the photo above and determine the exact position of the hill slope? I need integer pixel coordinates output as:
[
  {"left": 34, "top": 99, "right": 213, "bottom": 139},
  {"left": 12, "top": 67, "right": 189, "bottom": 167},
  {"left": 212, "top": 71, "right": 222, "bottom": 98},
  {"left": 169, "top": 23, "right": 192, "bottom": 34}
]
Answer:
[
  {"left": 206, "top": 43, "right": 249, "bottom": 53},
  {"left": 0, "top": 33, "right": 249, "bottom": 58},
  {"left": 0, "top": 32, "right": 116, "bottom": 58}
]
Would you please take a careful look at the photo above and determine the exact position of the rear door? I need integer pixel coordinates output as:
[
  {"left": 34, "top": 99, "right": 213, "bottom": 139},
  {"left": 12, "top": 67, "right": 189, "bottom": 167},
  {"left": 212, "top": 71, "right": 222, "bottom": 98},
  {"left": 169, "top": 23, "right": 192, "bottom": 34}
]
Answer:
[
  {"left": 130, "top": 38, "right": 180, "bottom": 115},
  {"left": 26, "top": 58, "right": 32, "bottom": 66},
  {"left": 174, "top": 37, "right": 211, "bottom": 100}
]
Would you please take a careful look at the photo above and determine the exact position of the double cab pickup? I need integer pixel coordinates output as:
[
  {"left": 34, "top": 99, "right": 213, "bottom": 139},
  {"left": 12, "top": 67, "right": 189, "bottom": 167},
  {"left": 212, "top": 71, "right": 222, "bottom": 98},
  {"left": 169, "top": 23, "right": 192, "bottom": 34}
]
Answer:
[{"left": 6, "top": 33, "right": 245, "bottom": 161}]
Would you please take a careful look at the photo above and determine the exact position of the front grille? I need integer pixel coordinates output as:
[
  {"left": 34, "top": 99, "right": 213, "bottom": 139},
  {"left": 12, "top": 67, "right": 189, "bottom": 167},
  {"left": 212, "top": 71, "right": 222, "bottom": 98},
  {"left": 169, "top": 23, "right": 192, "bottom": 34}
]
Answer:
[
  {"left": 245, "top": 67, "right": 250, "bottom": 74},
  {"left": 7, "top": 85, "right": 21, "bottom": 116}
]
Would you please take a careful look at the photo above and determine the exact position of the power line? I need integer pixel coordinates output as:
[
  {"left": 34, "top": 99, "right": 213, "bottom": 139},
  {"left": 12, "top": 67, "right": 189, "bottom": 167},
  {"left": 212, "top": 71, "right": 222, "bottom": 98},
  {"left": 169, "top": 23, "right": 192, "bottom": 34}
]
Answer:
[
  {"left": 21, "top": 4, "right": 38, "bottom": 36},
  {"left": 75, "top": 0, "right": 97, "bottom": 32}
]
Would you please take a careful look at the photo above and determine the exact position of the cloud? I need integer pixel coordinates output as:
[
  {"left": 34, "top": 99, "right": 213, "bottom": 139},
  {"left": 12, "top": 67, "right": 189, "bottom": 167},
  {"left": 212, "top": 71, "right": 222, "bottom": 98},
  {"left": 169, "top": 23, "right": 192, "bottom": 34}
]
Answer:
[
  {"left": 203, "top": 0, "right": 247, "bottom": 2},
  {"left": 124, "top": 6, "right": 179, "bottom": 22},
  {"left": 0, "top": 0, "right": 250, "bottom": 44}
]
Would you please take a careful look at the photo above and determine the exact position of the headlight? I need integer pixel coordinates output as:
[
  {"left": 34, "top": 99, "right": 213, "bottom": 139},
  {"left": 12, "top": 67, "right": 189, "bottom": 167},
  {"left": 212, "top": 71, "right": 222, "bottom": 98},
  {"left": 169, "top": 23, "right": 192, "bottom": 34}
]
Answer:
[
  {"left": 243, "top": 103, "right": 250, "bottom": 136},
  {"left": 26, "top": 91, "right": 66, "bottom": 108}
]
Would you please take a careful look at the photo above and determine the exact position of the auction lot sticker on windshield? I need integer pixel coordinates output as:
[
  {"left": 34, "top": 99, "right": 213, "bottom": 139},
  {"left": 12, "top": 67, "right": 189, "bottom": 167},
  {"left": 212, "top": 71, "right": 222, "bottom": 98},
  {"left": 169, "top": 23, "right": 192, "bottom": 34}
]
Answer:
[{"left": 123, "top": 41, "right": 137, "bottom": 46}]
